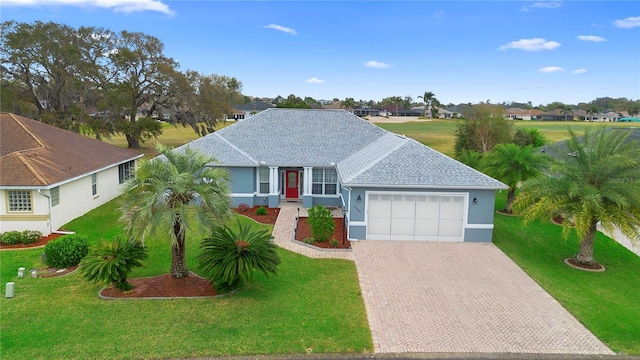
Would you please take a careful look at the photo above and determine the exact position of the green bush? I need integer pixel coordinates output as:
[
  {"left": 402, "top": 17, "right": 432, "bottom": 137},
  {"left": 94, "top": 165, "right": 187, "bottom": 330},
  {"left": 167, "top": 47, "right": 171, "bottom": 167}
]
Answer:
[
  {"left": 80, "top": 236, "right": 148, "bottom": 291},
  {"left": 330, "top": 239, "right": 339, "bottom": 248},
  {"left": 303, "top": 237, "right": 315, "bottom": 245},
  {"left": 199, "top": 221, "right": 280, "bottom": 291},
  {"left": 21, "top": 230, "right": 42, "bottom": 244},
  {"left": 44, "top": 234, "right": 89, "bottom": 268},
  {"left": 1, "top": 231, "right": 23, "bottom": 245},
  {"left": 255, "top": 206, "right": 268, "bottom": 216},
  {"left": 307, "top": 205, "right": 335, "bottom": 242}
]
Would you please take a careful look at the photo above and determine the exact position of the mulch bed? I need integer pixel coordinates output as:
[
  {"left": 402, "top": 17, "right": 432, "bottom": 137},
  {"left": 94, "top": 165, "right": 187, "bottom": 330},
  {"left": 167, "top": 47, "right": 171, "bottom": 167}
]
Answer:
[
  {"left": 564, "top": 258, "right": 606, "bottom": 272},
  {"left": 0, "top": 232, "right": 65, "bottom": 250},
  {"left": 100, "top": 273, "right": 217, "bottom": 298},
  {"left": 294, "top": 217, "right": 350, "bottom": 249},
  {"left": 234, "top": 206, "right": 279, "bottom": 225}
]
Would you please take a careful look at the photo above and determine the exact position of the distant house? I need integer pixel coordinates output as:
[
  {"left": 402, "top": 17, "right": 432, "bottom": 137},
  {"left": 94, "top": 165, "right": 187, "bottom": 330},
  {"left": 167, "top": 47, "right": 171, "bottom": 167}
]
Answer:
[
  {"left": 504, "top": 108, "right": 542, "bottom": 121},
  {"left": 353, "top": 106, "right": 380, "bottom": 117},
  {"left": 0, "top": 113, "right": 143, "bottom": 235},
  {"left": 232, "top": 102, "right": 276, "bottom": 120}
]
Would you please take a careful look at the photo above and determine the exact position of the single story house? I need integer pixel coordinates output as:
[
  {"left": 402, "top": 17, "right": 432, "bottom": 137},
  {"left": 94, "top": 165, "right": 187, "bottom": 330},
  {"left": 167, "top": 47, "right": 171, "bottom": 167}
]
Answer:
[
  {"left": 232, "top": 101, "right": 276, "bottom": 120},
  {"left": 0, "top": 113, "right": 143, "bottom": 235},
  {"left": 177, "top": 109, "right": 507, "bottom": 242}
]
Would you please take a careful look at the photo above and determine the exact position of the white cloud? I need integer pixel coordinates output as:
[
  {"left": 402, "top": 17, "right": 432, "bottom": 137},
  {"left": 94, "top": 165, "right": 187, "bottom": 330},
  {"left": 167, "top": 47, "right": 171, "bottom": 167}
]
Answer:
[
  {"left": 365, "top": 60, "right": 393, "bottom": 69},
  {"left": 305, "top": 77, "right": 326, "bottom": 84},
  {"left": 263, "top": 24, "right": 297, "bottom": 35},
  {"left": 522, "top": 1, "right": 562, "bottom": 11},
  {"left": 614, "top": 16, "right": 640, "bottom": 29},
  {"left": 538, "top": 66, "right": 565, "bottom": 73},
  {"left": 573, "top": 69, "right": 588, "bottom": 74},
  {"left": 1, "top": 0, "right": 174, "bottom": 14},
  {"left": 577, "top": 35, "right": 607, "bottom": 42},
  {"left": 499, "top": 38, "right": 561, "bottom": 51}
]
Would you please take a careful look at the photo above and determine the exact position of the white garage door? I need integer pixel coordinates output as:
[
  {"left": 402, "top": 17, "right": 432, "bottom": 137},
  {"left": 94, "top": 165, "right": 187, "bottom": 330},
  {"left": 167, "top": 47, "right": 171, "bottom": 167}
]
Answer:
[{"left": 367, "top": 193, "right": 465, "bottom": 241}]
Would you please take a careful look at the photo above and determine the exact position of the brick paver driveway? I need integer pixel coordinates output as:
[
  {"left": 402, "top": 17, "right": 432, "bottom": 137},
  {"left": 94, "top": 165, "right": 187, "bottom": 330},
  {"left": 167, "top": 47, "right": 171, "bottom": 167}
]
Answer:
[{"left": 351, "top": 241, "right": 614, "bottom": 355}]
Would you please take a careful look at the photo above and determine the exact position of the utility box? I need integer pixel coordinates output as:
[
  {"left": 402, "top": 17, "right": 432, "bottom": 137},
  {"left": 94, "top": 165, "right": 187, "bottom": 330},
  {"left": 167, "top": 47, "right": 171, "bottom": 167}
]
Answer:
[{"left": 6, "top": 282, "right": 15, "bottom": 298}]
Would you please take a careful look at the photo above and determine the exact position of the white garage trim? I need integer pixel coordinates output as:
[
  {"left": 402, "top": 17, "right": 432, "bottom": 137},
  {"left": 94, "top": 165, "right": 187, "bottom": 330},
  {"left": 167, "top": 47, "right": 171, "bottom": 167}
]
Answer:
[
  {"left": 365, "top": 191, "right": 468, "bottom": 242},
  {"left": 466, "top": 223, "right": 494, "bottom": 229}
]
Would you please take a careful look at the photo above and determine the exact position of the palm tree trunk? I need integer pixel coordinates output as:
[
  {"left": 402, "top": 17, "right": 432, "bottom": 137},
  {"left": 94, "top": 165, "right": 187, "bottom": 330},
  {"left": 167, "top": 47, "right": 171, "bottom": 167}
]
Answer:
[
  {"left": 574, "top": 221, "right": 598, "bottom": 266},
  {"left": 171, "top": 216, "right": 189, "bottom": 278},
  {"left": 504, "top": 187, "right": 516, "bottom": 214}
]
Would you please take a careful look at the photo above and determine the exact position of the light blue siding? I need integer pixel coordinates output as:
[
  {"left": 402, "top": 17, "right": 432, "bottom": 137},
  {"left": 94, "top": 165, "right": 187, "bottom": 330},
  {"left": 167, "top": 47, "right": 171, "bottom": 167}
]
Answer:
[{"left": 345, "top": 186, "right": 498, "bottom": 243}]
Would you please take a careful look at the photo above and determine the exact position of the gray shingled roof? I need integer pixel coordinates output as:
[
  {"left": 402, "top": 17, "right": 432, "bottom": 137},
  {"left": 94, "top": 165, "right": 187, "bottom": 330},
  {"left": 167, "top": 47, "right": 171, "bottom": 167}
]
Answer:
[
  {"left": 343, "top": 139, "right": 506, "bottom": 188},
  {"left": 177, "top": 108, "right": 506, "bottom": 189}
]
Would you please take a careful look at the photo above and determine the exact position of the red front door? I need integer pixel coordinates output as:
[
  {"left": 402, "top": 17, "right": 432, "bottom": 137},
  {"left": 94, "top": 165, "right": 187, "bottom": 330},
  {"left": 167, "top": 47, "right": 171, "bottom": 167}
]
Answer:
[{"left": 285, "top": 170, "right": 299, "bottom": 198}]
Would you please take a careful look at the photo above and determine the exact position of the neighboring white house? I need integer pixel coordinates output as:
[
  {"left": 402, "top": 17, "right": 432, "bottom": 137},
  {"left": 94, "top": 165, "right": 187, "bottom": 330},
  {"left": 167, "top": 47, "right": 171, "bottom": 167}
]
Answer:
[{"left": 0, "top": 113, "right": 143, "bottom": 235}]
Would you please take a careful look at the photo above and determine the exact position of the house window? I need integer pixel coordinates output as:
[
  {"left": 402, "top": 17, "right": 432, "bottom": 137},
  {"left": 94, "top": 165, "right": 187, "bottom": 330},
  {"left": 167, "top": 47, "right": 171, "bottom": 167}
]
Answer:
[
  {"left": 51, "top": 187, "right": 60, "bottom": 207},
  {"left": 258, "top": 167, "right": 269, "bottom": 194},
  {"left": 91, "top": 173, "right": 98, "bottom": 196},
  {"left": 8, "top": 190, "right": 31, "bottom": 212},
  {"left": 312, "top": 168, "right": 338, "bottom": 195},
  {"left": 119, "top": 160, "right": 135, "bottom": 184}
]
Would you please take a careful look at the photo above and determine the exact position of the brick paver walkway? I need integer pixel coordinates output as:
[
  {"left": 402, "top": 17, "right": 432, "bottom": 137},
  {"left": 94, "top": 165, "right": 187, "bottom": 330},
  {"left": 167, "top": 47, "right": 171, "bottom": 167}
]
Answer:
[
  {"left": 271, "top": 202, "right": 353, "bottom": 260},
  {"left": 272, "top": 205, "right": 614, "bottom": 355},
  {"left": 351, "top": 241, "right": 614, "bottom": 355}
]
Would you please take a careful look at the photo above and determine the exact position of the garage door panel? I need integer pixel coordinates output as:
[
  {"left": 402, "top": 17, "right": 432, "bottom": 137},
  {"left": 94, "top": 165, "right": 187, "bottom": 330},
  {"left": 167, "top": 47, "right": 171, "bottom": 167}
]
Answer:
[
  {"left": 415, "top": 219, "right": 438, "bottom": 237},
  {"left": 438, "top": 219, "right": 464, "bottom": 236},
  {"left": 416, "top": 195, "right": 439, "bottom": 218}
]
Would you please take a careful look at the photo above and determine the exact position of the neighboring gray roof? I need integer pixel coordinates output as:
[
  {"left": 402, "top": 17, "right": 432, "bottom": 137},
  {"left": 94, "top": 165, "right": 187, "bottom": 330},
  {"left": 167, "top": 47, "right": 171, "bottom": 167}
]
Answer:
[
  {"left": 233, "top": 102, "right": 275, "bottom": 112},
  {"left": 178, "top": 108, "right": 506, "bottom": 189}
]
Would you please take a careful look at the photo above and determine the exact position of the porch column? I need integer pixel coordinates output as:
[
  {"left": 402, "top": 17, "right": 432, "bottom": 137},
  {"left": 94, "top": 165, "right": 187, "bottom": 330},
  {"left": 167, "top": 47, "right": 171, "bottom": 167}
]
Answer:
[
  {"left": 268, "top": 166, "right": 279, "bottom": 195},
  {"left": 303, "top": 167, "right": 313, "bottom": 195}
]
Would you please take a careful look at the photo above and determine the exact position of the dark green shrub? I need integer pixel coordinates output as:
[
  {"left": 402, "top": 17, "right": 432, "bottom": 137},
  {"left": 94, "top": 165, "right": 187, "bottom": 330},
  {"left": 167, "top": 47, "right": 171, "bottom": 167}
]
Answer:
[
  {"left": 255, "top": 206, "right": 268, "bottom": 216},
  {"left": 44, "top": 234, "right": 89, "bottom": 268},
  {"left": 199, "top": 221, "right": 280, "bottom": 291},
  {"left": 303, "top": 237, "right": 315, "bottom": 245},
  {"left": 330, "top": 239, "right": 339, "bottom": 248},
  {"left": 1, "top": 231, "right": 22, "bottom": 245},
  {"left": 21, "top": 230, "right": 42, "bottom": 244},
  {"left": 80, "top": 236, "right": 148, "bottom": 291},
  {"left": 307, "top": 205, "right": 335, "bottom": 242}
]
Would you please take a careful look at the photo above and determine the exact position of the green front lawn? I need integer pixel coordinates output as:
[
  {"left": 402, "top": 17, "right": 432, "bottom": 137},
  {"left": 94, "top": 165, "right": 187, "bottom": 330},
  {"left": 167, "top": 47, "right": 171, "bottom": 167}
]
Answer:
[
  {"left": 0, "top": 198, "right": 372, "bottom": 359},
  {"left": 492, "top": 193, "right": 640, "bottom": 355}
]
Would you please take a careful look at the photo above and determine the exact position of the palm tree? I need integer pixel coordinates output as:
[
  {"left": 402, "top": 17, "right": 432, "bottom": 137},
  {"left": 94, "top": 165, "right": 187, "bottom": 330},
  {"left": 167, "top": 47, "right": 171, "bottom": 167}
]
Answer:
[
  {"left": 417, "top": 91, "right": 435, "bottom": 117},
  {"left": 340, "top": 97, "right": 355, "bottom": 112},
  {"left": 199, "top": 221, "right": 280, "bottom": 290},
  {"left": 121, "top": 143, "right": 232, "bottom": 278},
  {"left": 560, "top": 105, "right": 574, "bottom": 121},
  {"left": 514, "top": 128, "right": 640, "bottom": 267},
  {"left": 482, "top": 143, "right": 548, "bottom": 214}
]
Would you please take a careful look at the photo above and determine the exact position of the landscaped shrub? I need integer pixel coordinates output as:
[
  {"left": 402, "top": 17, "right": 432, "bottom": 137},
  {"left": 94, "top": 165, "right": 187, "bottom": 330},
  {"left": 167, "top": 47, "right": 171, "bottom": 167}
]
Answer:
[
  {"left": 21, "top": 230, "right": 42, "bottom": 244},
  {"left": 1, "top": 231, "right": 23, "bottom": 245},
  {"left": 237, "top": 203, "right": 250, "bottom": 213},
  {"left": 80, "top": 236, "right": 148, "bottom": 291},
  {"left": 44, "top": 234, "right": 89, "bottom": 268},
  {"left": 255, "top": 206, "right": 268, "bottom": 216},
  {"left": 199, "top": 221, "right": 280, "bottom": 291},
  {"left": 307, "top": 205, "right": 335, "bottom": 242},
  {"left": 330, "top": 239, "right": 339, "bottom": 248}
]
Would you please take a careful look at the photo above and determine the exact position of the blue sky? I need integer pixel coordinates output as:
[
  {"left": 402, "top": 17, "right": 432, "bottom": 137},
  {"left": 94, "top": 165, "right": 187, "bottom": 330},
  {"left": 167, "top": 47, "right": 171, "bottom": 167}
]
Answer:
[{"left": 2, "top": 1, "right": 639, "bottom": 106}]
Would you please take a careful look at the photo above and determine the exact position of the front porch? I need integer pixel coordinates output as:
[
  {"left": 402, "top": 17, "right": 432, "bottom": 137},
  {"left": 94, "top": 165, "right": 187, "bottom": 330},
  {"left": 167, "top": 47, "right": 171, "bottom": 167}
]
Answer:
[{"left": 261, "top": 166, "right": 341, "bottom": 209}]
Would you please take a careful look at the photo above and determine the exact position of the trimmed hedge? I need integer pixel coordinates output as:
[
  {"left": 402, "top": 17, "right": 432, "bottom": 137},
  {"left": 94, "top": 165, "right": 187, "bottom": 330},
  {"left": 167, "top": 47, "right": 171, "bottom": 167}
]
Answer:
[
  {"left": 0, "top": 230, "right": 42, "bottom": 245},
  {"left": 44, "top": 234, "right": 89, "bottom": 268}
]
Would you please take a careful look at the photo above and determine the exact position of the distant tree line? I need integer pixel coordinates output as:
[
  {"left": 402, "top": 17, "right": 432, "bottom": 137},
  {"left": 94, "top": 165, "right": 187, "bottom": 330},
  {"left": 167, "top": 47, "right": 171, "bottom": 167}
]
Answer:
[{"left": 0, "top": 21, "right": 243, "bottom": 147}]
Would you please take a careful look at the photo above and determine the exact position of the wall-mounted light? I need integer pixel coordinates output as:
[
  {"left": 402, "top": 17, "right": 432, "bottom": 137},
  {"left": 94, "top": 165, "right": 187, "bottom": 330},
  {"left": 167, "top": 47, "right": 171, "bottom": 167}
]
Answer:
[
  {"left": 357, "top": 195, "right": 362, "bottom": 202},
  {"left": 473, "top": 197, "right": 478, "bottom": 204}
]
